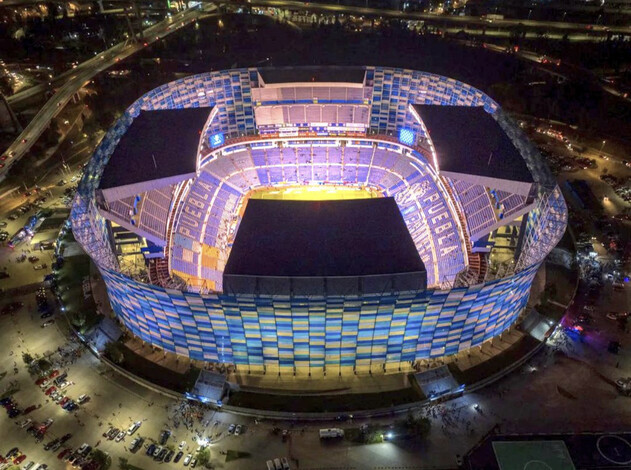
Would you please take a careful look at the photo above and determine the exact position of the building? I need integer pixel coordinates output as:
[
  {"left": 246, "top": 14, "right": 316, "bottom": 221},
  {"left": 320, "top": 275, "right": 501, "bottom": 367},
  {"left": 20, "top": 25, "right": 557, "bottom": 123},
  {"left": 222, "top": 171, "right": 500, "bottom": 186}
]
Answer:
[{"left": 71, "top": 66, "right": 567, "bottom": 376}]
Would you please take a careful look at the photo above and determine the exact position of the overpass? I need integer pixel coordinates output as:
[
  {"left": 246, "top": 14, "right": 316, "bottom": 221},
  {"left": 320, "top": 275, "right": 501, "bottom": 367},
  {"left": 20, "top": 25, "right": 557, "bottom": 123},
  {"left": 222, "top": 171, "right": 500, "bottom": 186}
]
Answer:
[{"left": 0, "top": 5, "right": 215, "bottom": 182}]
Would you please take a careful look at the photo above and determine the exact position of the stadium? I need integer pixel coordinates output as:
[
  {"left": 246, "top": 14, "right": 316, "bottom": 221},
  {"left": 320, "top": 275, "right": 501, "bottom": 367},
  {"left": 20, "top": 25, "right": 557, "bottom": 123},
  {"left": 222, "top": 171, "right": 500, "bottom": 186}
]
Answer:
[{"left": 71, "top": 66, "right": 567, "bottom": 376}]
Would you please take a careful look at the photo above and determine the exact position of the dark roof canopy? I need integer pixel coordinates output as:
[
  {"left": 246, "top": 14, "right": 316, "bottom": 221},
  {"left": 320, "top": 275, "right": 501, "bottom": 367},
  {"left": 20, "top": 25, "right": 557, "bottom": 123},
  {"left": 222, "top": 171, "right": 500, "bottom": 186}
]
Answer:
[
  {"left": 414, "top": 105, "right": 534, "bottom": 184},
  {"left": 99, "top": 108, "right": 211, "bottom": 190},
  {"left": 258, "top": 66, "right": 365, "bottom": 84},
  {"left": 224, "top": 198, "right": 426, "bottom": 293}
]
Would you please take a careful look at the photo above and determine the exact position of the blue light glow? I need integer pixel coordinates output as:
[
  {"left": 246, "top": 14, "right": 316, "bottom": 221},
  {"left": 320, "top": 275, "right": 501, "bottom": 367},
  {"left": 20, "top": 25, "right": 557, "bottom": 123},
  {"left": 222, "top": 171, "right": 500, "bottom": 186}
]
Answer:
[{"left": 398, "top": 127, "right": 415, "bottom": 146}]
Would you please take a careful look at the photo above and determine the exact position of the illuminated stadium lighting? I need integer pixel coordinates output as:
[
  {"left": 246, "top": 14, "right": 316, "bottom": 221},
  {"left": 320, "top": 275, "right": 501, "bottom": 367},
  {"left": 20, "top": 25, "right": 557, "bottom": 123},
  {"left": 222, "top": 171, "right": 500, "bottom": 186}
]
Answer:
[
  {"left": 398, "top": 127, "right": 416, "bottom": 146},
  {"left": 72, "top": 66, "right": 567, "bottom": 375}
]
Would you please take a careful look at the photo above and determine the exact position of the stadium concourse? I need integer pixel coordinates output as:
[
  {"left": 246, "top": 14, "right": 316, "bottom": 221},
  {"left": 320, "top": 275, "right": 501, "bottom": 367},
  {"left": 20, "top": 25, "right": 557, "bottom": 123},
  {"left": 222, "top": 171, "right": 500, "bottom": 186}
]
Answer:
[{"left": 71, "top": 66, "right": 567, "bottom": 382}]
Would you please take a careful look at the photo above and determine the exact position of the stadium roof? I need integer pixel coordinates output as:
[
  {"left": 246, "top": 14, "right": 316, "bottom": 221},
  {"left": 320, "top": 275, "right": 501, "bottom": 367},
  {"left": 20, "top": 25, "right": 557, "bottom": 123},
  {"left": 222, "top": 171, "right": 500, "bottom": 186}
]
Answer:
[
  {"left": 258, "top": 66, "right": 365, "bottom": 85},
  {"left": 414, "top": 105, "right": 534, "bottom": 194},
  {"left": 224, "top": 198, "right": 426, "bottom": 295},
  {"left": 98, "top": 108, "right": 211, "bottom": 201}
]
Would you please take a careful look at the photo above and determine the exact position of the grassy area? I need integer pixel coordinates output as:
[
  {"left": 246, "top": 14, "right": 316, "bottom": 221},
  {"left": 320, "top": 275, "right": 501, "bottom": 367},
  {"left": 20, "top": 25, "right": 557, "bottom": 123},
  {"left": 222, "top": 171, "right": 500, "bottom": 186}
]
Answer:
[
  {"left": 118, "top": 459, "right": 145, "bottom": 470},
  {"left": 225, "top": 450, "right": 251, "bottom": 462},
  {"left": 1, "top": 386, "right": 20, "bottom": 400},
  {"left": 448, "top": 335, "right": 541, "bottom": 386},
  {"left": 345, "top": 426, "right": 385, "bottom": 444},
  {"left": 228, "top": 387, "right": 423, "bottom": 413}
]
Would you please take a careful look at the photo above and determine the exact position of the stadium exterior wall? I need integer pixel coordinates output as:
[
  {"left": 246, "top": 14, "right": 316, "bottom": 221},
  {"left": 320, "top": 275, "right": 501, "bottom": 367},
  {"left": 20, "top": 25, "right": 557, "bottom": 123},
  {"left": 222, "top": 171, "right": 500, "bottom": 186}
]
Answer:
[
  {"left": 71, "top": 66, "right": 566, "bottom": 371},
  {"left": 99, "top": 263, "right": 539, "bottom": 370}
]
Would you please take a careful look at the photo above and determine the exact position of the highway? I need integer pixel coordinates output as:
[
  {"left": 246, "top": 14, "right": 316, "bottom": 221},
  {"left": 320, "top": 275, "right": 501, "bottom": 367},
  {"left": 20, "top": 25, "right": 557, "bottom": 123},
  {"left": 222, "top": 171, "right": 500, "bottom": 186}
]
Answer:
[
  {"left": 247, "top": 0, "right": 631, "bottom": 35},
  {"left": 0, "top": 5, "right": 211, "bottom": 182}
]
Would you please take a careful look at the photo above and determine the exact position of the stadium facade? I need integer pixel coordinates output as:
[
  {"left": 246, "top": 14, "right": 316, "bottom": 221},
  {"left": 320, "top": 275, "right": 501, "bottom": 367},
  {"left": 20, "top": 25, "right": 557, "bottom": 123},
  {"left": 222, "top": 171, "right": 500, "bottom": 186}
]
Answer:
[{"left": 71, "top": 66, "right": 567, "bottom": 374}]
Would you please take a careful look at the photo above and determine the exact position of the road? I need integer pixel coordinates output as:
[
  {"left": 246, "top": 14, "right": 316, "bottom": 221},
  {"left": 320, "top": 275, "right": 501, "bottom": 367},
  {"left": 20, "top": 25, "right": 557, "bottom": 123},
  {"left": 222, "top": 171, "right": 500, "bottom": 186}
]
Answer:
[
  {"left": 247, "top": 0, "right": 631, "bottom": 35},
  {"left": 0, "top": 5, "right": 211, "bottom": 182}
]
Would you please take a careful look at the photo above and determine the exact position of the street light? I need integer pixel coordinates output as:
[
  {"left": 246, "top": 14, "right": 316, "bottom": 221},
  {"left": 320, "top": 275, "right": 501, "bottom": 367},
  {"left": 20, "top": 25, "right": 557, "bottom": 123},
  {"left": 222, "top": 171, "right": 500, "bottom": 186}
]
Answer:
[{"left": 600, "top": 140, "right": 606, "bottom": 151}]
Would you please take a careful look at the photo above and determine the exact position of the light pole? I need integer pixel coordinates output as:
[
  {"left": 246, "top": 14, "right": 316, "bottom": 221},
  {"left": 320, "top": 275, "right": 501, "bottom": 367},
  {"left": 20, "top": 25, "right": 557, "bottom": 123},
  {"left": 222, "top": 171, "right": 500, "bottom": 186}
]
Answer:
[{"left": 600, "top": 140, "right": 606, "bottom": 152}]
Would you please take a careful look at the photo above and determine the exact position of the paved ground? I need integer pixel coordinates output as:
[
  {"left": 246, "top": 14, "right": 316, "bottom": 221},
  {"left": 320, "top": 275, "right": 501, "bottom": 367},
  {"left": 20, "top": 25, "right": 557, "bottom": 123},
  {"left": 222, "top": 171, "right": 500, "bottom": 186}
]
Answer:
[{"left": 0, "top": 273, "right": 629, "bottom": 470}]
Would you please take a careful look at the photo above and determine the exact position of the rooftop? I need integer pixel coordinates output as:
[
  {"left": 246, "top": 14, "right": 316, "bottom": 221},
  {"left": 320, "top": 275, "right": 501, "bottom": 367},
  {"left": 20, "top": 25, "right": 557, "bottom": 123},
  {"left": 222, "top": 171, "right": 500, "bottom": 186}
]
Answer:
[
  {"left": 414, "top": 105, "right": 534, "bottom": 184},
  {"left": 99, "top": 108, "right": 211, "bottom": 191},
  {"left": 224, "top": 197, "right": 425, "bottom": 280},
  {"left": 258, "top": 66, "right": 365, "bottom": 84}
]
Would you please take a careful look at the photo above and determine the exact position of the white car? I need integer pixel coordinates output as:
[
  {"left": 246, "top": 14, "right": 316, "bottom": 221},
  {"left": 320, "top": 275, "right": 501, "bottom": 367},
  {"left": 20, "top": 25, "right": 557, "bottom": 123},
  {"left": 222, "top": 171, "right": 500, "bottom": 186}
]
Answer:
[
  {"left": 115, "top": 431, "right": 125, "bottom": 442},
  {"left": 77, "top": 395, "right": 89, "bottom": 404},
  {"left": 77, "top": 443, "right": 89, "bottom": 455},
  {"left": 127, "top": 421, "right": 141, "bottom": 435},
  {"left": 178, "top": 440, "right": 186, "bottom": 450},
  {"left": 280, "top": 457, "right": 291, "bottom": 470},
  {"left": 18, "top": 418, "right": 32, "bottom": 428},
  {"left": 234, "top": 424, "right": 242, "bottom": 436},
  {"left": 183, "top": 454, "right": 192, "bottom": 466},
  {"left": 59, "top": 381, "right": 72, "bottom": 390}
]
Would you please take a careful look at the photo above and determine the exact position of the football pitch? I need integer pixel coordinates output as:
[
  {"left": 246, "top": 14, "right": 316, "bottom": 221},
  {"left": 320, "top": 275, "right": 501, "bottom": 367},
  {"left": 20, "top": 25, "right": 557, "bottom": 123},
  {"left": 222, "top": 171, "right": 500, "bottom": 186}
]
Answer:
[{"left": 492, "top": 441, "right": 576, "bottom": 470}]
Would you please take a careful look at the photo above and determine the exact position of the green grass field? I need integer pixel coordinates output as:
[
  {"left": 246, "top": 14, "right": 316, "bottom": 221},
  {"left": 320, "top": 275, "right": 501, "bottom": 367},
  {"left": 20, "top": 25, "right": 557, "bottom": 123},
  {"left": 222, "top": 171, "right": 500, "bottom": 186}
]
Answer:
[{"left": 493, "top": 441, "right": 576, "bottom": 470}]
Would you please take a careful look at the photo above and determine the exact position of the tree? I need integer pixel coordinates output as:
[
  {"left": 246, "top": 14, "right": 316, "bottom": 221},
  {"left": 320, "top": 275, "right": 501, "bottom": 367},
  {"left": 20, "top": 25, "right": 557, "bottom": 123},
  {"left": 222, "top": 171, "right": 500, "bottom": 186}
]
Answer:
[
  {"left": 70, "top": 311, "right": 87, "bottom": 330},
  {"left": 104, "top": 341, "right": 125, "bottom": 364},
  {"left": 22, "top": 352, "right": 34, "bottom": 365},
  {"left": 196, "top": 447, "right": 211, "bottom": 468},
  {"left": 118, "top": 457, "right": 128, "bottom": 469},
  {"left": 36, "top": 358, "right": 52, "bottom": 372},
  {"left": 90, "top": 449, "right": 111, "bottom": 470},
  {"left": 404, "top": 413, "right": 431, "bottom": 438}
]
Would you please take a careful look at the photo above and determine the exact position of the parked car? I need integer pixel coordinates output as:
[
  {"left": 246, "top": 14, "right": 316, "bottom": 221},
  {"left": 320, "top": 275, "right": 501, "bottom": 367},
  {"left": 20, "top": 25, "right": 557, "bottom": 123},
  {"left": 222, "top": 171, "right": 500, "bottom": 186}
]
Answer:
[
  {"left": 22, "top": 405, "right": 38, "bottom": 415},
  {"left": 159, "top": 429, "right": 170, "bottom": 445},
  {"left": 18, "top": 418, "right": 32, "bottom": 428},
  {"left": 129, "top": 437, "right": 143, "bottom": 453},
  {"left": 155, "top": 448, "right": 168, "bottom": 462},
  {"left": 77, "top": 395, "right": 90, "bottom": 405},
  {"left": 126, "top": 421, "right": 140, "bottom": 435},
  {"left": 44, "top": 438, "right": 60, "bottom": 451}
]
